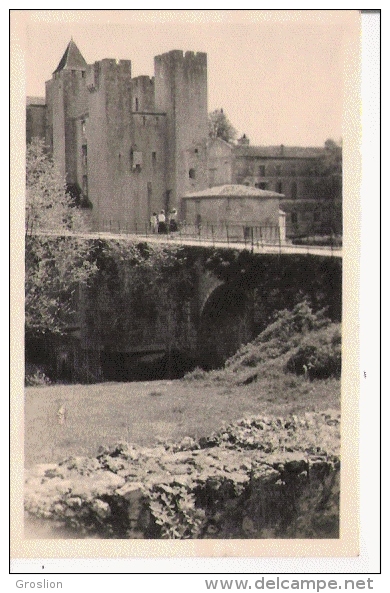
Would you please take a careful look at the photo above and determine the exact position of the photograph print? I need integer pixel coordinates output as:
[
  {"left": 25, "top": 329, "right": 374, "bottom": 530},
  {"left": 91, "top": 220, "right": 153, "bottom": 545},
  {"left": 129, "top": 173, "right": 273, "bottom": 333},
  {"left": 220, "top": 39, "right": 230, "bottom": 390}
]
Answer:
[{"left": 13, "top": 9, "right": 361, "bottom": 556}]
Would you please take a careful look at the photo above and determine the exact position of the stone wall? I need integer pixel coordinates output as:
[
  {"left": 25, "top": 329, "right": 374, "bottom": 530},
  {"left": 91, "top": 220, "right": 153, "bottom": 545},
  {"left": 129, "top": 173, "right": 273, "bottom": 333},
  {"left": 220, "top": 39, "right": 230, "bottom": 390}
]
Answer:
[
  {"left": 26, "top": 103, "right": 46, "bottom": 144},
  {"left": 154, "top": 50, "right": 208, "bottom": 212},
  {"left": 25, "top": 411, "right": 340, "bottom": 539}
]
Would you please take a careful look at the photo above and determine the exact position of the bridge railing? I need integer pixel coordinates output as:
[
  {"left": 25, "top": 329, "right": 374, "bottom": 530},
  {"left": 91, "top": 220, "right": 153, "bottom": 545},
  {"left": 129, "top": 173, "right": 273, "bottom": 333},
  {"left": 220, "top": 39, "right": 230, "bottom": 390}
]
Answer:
[
  {"left": 87, "top": 219, "right": 342, "bottom": 254},
  {"left": 99, "top": 219, "right": 283, "bottom": 245}
]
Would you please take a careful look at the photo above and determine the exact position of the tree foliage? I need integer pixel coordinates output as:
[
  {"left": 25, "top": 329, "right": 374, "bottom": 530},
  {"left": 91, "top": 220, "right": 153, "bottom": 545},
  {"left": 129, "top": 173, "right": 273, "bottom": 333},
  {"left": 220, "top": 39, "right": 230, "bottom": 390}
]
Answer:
[
  {"left": 26, "top": 138, "right": 86, "bottom": 235},
  {"left": 86, "top": 241, "right": 198, "bottom": 357},
  {"left": 313, "top": 138, "right": 342, "bottom": 201},
  {"left": 208, "top": 109, "right": 237, "bottom": 144},
  {"left": 25, "top": 139, "right": 96, "bottom": 339}
]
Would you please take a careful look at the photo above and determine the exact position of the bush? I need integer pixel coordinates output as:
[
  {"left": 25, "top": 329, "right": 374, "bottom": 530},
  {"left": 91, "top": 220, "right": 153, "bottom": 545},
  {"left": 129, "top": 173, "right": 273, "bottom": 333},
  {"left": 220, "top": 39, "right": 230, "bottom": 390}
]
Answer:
[
  {"left": 226, "top": 301, "right": 330, "bottom": 371},
  {"left": 286, "top": 325, "right": 341, "bottom": 380},
  {"left": 25, "top": 369, "right": 52, "bottom": 387},
  {"left": 292, "top": 235, "right": 342, "bottom": 247},
  {"left": 183, "top": 367, "right": 207, "bottom": 382}
]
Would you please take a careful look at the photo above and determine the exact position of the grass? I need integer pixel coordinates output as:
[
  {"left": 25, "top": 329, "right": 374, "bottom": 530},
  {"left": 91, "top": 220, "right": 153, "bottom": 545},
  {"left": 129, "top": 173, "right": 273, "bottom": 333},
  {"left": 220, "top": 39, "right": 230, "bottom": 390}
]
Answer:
[
  {"left": 24, "top": 302, "right": 341, "bottom": 468},
  {"left": 24, "top": 372, "right": 339, "bottom": 468}
]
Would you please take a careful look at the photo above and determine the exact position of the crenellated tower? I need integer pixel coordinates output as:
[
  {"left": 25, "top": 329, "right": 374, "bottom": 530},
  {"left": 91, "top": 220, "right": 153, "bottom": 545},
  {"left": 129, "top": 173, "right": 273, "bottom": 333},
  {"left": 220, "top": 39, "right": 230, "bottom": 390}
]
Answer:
[
  {"left": 154, "top": 50, "right": 208, "bottom": 214},
  {"left": 86, "top": 58, "right": 133, "bottom": 228},
  {"left": 43, "top": 42, "right": 209, "bottom": 230}
]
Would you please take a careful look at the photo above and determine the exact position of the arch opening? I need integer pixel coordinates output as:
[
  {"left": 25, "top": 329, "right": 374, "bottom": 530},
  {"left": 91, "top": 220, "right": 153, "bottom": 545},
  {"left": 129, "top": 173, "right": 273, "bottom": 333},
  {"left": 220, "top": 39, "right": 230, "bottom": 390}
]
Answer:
[{"left": 198, "top": 283, "right": 254, "bottom": 370}]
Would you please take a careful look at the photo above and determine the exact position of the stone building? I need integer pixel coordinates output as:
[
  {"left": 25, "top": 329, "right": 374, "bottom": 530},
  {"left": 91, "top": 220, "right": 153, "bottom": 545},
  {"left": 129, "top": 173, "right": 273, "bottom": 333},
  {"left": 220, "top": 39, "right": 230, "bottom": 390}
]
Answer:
[
  {"left": 206, "top": 140, "right": 342, "bottom": 238},
  {"left": 27, "top": 39, "right": 208, "bottom": 231},
  {"left": 182, "top": 184, "right": 286, "bottom": 244},
  {"left": 26, "top": 39, "right": 341, "bottom": 238},
  {"left": 26, "top": 97, "right": 46, "bottom": 144}
]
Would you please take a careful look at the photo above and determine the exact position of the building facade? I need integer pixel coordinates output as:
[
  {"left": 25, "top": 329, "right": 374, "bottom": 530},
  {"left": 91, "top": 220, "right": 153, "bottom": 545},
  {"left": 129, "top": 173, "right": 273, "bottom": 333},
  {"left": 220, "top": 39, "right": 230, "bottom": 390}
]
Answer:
[
  {"left": 28, "top": 40, "right": 209, "bottom": 231},
  {"left": 182, "top": 184, "right": 285, "bottom": 244},
  {"left": 26, "top": 40, "right": 341, "bottom": 238},
  {"left": 207, "top": 140, "right": 342, "bottom": 238}
]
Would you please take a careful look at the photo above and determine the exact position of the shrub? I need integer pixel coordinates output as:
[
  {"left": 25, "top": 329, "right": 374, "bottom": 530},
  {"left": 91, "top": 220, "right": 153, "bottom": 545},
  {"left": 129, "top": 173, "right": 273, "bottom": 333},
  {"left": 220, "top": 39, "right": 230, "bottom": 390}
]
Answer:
[
  {"left": 148, "top": 483, "right": 206, "bottom": 538},
  {"left": 183, "top": 367, "right": 207, "bottom": 382},
  {"left": 286, "top": 325, "right": 341, "bottom": 380},
  {"left": 25, "top": 369, "right": 52, "bottom": 387},
  {"left": 226, "top": 301, "right": 330, "bottom": 371}
]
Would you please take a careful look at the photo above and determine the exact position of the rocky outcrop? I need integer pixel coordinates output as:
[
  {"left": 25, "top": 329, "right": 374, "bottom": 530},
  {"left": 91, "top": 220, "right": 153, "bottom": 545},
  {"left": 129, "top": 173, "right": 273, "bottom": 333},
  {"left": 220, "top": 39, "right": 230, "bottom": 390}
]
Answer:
[{"left": 25, "top": 411, "right": 340, "bottom": 539}]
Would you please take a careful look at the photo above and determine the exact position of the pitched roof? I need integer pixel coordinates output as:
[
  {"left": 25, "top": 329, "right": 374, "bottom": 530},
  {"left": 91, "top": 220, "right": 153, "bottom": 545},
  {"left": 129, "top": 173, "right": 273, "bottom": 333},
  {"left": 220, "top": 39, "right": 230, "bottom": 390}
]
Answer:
[
  {"left": 233, "top": 145, "right": 325, "bottom": 159},
  {"left": 183, "top": 184, "right": 283, "bottom": 199},
  {"left": 53, "top": 39, "right": 87, "bottom": 74}
]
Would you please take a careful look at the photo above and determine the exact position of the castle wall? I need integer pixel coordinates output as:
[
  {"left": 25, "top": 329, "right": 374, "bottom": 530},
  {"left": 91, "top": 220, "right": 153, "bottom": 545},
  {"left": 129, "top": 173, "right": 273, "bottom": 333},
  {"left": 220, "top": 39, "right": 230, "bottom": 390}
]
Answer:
[
  {"left": 48, "top": 76, "right": 66, "bottom": 179},
  {"left": 131, "top": 76, "right": 155, "bottom": 112},
  {"left": 131, "top": 112, "right": 167, "bottom": 228},
  {"left": 86, "top": 59, "right": 133, "bottom": 230},
  {"left": 46, "top": 69, "right": 88, "bottom": 186},
  {"left": 207, "top": 138, "right": 233, "bottom": 187},
  {"left": 45, "top": 80, "right": 54, "bottom": 154},
  {"left": 85, "top": 59, "right": 168, "bottom": 231},
  {"left": 26, "top": 103, "right": 46, "bottom": 144},
  {"left": 43, "top": 44, "right": 210, "bottom": 231},
  {"left": 74, "top": 114, "right": 88, "bottom": 200},
  {"left": 154, "top": 51, "right": 208, "bottom": 213}
]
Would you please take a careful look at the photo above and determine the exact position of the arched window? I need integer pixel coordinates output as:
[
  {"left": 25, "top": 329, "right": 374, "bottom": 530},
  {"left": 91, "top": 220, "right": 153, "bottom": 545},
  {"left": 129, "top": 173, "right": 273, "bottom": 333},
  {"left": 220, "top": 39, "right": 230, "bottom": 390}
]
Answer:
[
  {"left": 189, "top": 168, "right": 196, "bottom": 179},
  {"left": 291, "top": 181, "right": 297, "bottom": 199}
]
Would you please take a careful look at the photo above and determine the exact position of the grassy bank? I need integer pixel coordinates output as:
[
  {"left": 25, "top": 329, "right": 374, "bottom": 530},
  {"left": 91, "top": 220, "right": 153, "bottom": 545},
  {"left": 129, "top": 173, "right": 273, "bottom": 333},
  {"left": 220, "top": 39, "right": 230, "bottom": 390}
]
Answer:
[
  {"left": 25, "top": 376, "right": 340, "bottom": 468},
  {"left": 25, "top": 301, "right": 341, "bottom": 468}
]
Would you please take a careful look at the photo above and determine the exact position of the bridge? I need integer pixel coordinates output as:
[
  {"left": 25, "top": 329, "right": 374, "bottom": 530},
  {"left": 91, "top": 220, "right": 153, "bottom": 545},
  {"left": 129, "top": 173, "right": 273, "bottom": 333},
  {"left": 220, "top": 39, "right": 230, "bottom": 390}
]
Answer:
[
  {"left": 35, "top": 229, "right": 342, "bottom": 258},
  {"left": 28, "top": 229, "right": 342, "bottom": 382}
]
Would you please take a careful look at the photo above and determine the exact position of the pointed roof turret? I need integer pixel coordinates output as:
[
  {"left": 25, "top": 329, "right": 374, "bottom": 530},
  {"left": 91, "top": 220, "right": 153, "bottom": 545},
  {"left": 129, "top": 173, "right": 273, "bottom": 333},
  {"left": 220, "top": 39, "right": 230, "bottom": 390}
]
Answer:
[{"left": 53, "top": 39, "right": 87, "bottom": 74}]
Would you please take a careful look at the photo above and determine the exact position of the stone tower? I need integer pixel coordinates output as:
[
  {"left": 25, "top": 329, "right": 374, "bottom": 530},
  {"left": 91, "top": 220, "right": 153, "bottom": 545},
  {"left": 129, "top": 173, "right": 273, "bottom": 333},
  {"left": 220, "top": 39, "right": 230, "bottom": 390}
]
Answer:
[
  {"left": 43, "top": 42, "right": 209, "bottom": 231},
  {"left": 45, "top": 39, "right": 88, "bottom": 192},
  {"left": 86, "top": 58, "right": 133, "bottom": 229},
  {"left": 154, "top": 50, "right": 208, "bottom": 214}
]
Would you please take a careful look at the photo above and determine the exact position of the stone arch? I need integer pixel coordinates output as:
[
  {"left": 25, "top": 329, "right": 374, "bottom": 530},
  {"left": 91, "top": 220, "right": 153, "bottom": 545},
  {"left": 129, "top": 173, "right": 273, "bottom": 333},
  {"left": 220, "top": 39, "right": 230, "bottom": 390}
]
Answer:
[{"left": 198, "top": 282, "right": 254, "bottom": 370}]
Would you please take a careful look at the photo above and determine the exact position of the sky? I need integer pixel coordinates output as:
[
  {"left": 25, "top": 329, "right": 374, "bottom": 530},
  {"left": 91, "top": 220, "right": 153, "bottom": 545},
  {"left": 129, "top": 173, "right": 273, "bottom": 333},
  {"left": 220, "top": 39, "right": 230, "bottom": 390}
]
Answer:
[{"left": 17, "top": 10, "right": 360, "bottom": 147}]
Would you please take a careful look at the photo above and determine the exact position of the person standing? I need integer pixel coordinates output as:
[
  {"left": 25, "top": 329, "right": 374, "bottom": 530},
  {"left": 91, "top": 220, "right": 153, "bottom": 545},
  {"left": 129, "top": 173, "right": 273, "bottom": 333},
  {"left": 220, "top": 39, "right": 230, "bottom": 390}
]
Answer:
[
  {"left": 157, "top": 209, "right": 166, "bottom": 234},
  {"left": 169, "top": 208, "right": 178, "bottom": 232},
  {"left": 150, "top": 212, "right": 158, "bottom": 233}
]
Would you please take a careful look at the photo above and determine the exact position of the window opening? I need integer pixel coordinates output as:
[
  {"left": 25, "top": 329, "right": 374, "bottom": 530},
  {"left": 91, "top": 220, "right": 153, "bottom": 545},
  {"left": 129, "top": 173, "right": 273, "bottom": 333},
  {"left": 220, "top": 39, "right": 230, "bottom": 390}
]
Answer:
[{"left": 291, "top": 181, "right": 297, "bottom": 199}]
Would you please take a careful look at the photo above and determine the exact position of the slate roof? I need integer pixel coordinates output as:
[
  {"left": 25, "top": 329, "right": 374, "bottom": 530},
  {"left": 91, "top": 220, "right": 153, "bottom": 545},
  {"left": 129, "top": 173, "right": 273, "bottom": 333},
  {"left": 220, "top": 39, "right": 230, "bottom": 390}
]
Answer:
[
  {"left": 233, "top": 145, "right": 324, "bottom": 159},
  {"left": 53, "top": 39, "right": 87, "bottom": 73},
  {"left": 183, "top": 184, "right": 284, "bottom": 199}
]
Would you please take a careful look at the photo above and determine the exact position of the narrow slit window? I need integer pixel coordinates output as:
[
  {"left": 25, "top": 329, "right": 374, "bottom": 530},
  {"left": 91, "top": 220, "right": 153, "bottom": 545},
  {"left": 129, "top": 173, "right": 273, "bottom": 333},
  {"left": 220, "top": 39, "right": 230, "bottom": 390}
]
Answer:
[{"left": 291, "top": 181, "right": 297, "bottom": 199}]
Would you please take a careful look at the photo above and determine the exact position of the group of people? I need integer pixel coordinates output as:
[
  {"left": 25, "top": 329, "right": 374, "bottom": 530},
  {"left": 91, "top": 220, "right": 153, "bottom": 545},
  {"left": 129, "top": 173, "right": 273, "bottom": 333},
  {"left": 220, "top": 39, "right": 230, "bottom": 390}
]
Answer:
[{"left": 150, "top": 209, "right": 178, "bottom": 234}]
